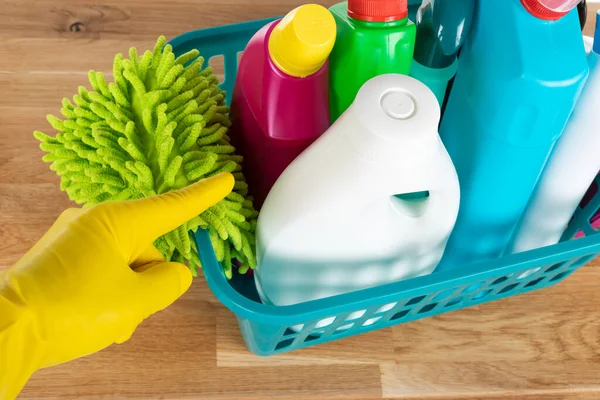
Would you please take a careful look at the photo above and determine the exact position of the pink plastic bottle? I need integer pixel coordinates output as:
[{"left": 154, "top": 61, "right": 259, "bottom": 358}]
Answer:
[{"left": 229, "top": 4, "right": 336, "bottom": 208}]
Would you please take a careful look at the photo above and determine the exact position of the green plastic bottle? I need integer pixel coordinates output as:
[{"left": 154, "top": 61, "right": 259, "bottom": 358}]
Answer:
[{"left": 328, "top": 0, "right": 416, "bottom": 122}]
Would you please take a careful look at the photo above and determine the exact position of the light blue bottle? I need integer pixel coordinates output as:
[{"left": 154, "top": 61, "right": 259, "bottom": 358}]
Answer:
[{"left": 435, "top": 0, "right": 589, "bottom": 272}]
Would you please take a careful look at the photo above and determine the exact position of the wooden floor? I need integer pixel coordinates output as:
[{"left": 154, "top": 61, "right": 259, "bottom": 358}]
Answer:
[{"left": 1, "top": 1, "right": 600, "bottom": 398}]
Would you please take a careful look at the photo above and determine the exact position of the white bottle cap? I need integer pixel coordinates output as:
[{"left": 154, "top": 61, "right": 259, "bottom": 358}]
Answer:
[{"left": 350, "top": 73, "right": 441, "bottom": 143}]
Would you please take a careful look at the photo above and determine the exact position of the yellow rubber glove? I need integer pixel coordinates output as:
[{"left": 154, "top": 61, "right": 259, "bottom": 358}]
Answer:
[{"left": 0, "top": 172, "right": 234, "bottom": 400}]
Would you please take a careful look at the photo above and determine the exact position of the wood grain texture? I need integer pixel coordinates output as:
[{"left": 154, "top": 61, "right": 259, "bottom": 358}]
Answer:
[{"left": 1, "top": 1, "right": 599, "bottom": 399}]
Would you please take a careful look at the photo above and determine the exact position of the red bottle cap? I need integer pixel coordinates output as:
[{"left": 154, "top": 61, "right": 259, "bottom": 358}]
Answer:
[
  {"left": 348, "top": 0, "right": 408, "bottom": 22},
  {"left": 521, "top": 0, "right": 578, "bottom": 21}
]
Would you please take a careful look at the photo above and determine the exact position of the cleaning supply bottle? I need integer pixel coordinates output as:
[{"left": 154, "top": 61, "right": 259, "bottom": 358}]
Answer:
[
  {"left": 409, "top": 0, "right": 476, "bottom": 106},
  {"left": 228, "top": 4, "right": 336, "bottom": 209},
  {"left": 578, "top": 0, "right": 587, "bottom": 30},
  {"left": 328, "top": 0, "right": 417, "bottom": 122},
  {"left": 408, "top": 0, "right": 423, "bottom": 22},
  {"left": 507, "top": 10, "right": 600, "bottom": 254},
  {"left": 435, "top": 0, "right": 589, "bottom": 272},
  {"left": 254, "top": 74, "right": 460, "bottom": 307}
]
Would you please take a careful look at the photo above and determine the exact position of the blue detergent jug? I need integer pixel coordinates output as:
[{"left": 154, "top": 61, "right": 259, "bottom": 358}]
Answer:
[{"left": 435, "top": 0, "right": 589, "bottom": 272}]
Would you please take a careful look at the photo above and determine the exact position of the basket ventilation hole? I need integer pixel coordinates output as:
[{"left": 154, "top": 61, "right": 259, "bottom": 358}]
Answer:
[
  {"left": 472, "top": 289, "right": 493, "bottom": 300},
  {"left": 209, "top": 55, "right": 225, "bottom": 83},
  {"left": 406, "top": 295, "right": 426, "bottom": 306},
  {"left": 283, "top": 328, "right": 296, "bottom": 337},
  {"left": 499, "top": 283, "right": 520, "bottom": 294},
  {"left": 315, "top": 317, "right": 336, "bottom": 329},
  {"left": 517, "top": 267, "right": 541, "bottom": 279},
  {"left": 346, "top": 310, "right": 366, "bottom": 321},
  {"left": 391, "top": 309, "right": 410, "bottom": 320},
  {"left": 492, "top": 276, "right": 508, "bottom": 286},
  {"left": 304, "top": 335, "right": 320, "bottom": 343},
  {"left": 363, "top": 316, "right": 383, "bottom": 326},
  {"left": 589, "top": 208, "right": 600, "bottom": 228},
  {"left": 545, "top": 263, "right": 564, "bottom": 273},
  {"left": 376, "top": 302, "right": 398, "bottom": 313},
  {"left": 551, "top": 271, "right": 572, "bottom": 282},
  {"left": 418, "top": 303, "right": 438, "bottom": 314},
  {"left": 525, "top": 277, "right": 545, "bottom": 288},
  {"left": 275, "top": 338, "right": 294, "bottom": 351},
  {"left": 445, "top": 297, "right": 463, "bottom": 308},
  {"left": 334, "top": 323, "right": 355, "bottom": 334},
  {"left": 462, "top": 281, "right": 485, "bottom": 293}
]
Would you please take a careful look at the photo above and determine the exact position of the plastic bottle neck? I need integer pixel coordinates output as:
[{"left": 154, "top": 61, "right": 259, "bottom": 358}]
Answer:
[
  {"left": 413, "top": 0, "right": 476, "bottom": 69},
  {"left": 349, "top": 16, "right": 409, "bottom": 28}
]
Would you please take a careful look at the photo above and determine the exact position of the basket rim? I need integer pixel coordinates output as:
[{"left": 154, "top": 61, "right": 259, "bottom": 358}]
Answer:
[{"left": 168, "top": 17, "right": 280, "bottom": 50}]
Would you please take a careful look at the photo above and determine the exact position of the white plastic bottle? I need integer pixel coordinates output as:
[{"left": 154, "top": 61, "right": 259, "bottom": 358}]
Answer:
[
  {"left": 507, "top": 11, "right": 600, "bottom": 255},
  {"left": 254, "top": 73, "right": 460, "bottom": 307}
]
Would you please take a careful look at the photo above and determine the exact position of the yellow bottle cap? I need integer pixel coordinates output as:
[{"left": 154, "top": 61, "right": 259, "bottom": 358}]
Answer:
[{"left": 268, "top": 4, "right": 337, "bottom": 78}]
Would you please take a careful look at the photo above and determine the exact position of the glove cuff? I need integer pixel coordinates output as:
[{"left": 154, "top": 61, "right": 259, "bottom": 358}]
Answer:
[{"left": 1, "top": 275, "right": 47, "bottom": 399}]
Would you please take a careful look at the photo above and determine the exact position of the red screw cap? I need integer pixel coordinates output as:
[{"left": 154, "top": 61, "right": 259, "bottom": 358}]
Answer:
[
  {"left": 521, "top": 0, "right": 579, "bottom": 21},
  {"left": 348, "top": 0, "right": 408, "bottom": 22}
]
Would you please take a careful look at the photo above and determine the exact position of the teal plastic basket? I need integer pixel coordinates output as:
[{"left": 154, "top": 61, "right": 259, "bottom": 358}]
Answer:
[{"left": 169, "top": 20, "right": 600, "bottom": 356}]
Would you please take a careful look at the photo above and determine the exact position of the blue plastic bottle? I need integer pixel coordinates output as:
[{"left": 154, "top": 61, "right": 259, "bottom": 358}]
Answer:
[
  {"left": 410, "top": 0, "right": 476, "bottom": 106},
  {"left": 435, "top": 0, "right": 589, "bottom": 272},
  {"left": 408, "top": 0, "right": 422, "bottom": 22}
]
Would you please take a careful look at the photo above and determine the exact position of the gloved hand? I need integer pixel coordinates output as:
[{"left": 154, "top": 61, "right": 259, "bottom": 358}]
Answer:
[{"left": 0, "top": 172, "right": 234, "bottom": 400}]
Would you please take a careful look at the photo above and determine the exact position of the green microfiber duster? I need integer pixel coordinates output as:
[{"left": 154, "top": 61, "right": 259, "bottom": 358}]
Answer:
[{"left": 34, "top": 36, "right": 257, "bottom": 278}]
